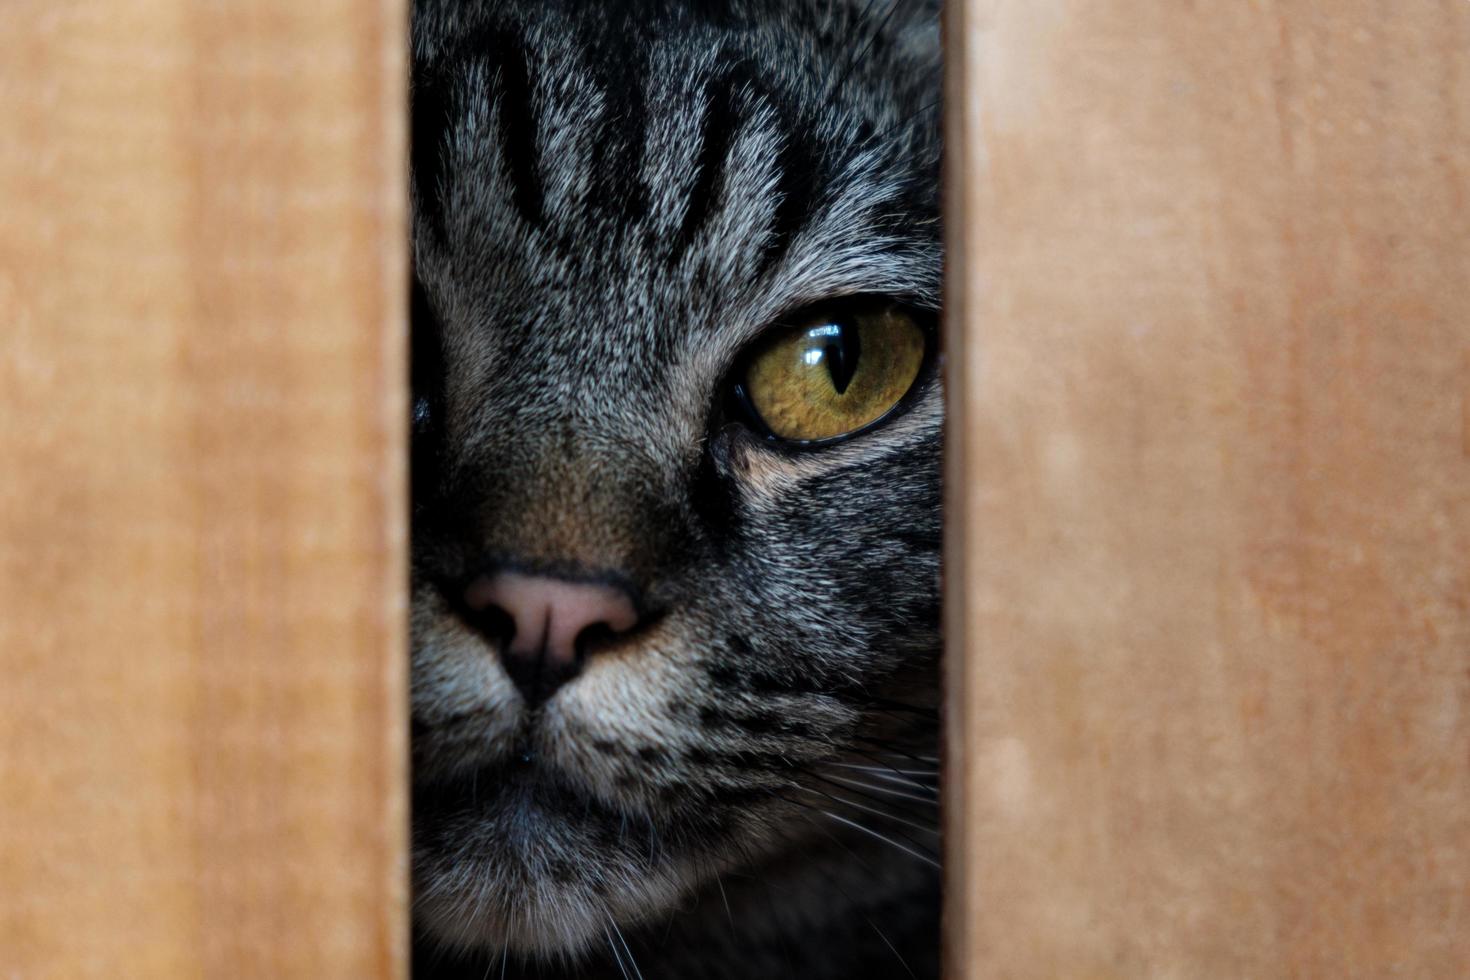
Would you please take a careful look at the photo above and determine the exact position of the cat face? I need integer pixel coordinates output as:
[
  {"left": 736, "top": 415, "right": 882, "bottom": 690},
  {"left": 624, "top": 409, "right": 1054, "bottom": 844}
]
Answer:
[{"left": 410, "top": 0, "right": 942, "bottom": 960}]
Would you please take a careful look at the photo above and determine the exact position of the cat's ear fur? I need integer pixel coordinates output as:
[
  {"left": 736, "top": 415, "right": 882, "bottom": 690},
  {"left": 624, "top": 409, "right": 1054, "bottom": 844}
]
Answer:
[
  {"left": 825, "top": 0, "right": 943, "bottom": 90},
  {"left": 896, "top": 2, "right": 943, "bottom": 67}
]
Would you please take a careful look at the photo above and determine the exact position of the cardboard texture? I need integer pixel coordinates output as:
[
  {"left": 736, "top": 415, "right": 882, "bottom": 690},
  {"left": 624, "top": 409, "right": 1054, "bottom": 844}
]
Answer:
[
  {"left": 0, "top": 3, "right": 409, "bottom": 976},
  {"left": 944, "top": 1, "right": 1470, "bottom": 975}
]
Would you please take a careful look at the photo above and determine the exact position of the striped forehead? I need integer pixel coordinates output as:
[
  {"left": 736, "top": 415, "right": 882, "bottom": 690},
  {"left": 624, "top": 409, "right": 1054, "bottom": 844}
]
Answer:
[
  {"left": 410, "top": 4, "right": 941, "bottom": 435},
  {"left": 415, "top": 32, "right": 833, "bottom": 285}
]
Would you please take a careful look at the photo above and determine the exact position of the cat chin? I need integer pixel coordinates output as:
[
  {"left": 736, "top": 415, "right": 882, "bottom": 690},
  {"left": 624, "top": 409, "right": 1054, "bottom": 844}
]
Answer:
[
  {"left": 413, "top": 845, "right": 696, "bottom": 961},
  {"left": 411, "top": 764, "right": 704, "bottom": 960}
]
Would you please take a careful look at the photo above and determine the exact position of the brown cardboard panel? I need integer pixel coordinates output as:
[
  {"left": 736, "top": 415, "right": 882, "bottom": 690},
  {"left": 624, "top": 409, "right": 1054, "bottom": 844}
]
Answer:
[
  {"left": 944, "top": 1, "right": 1470, "bottom": 975},
  {"left": 0, "top": 3, "right": 409, "bottom": 976}
]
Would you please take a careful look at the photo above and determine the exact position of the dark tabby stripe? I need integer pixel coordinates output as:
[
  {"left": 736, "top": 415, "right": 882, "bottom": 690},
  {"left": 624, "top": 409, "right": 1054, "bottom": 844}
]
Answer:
[
  {"left": 672, "top": 60, "right": 751, "bottom": 258},
  {"left": 590, "top": 52, "right": 652, "bottom": 227},
  {"left": 487, "top": 29, "right": 545, "bottom": 229}
]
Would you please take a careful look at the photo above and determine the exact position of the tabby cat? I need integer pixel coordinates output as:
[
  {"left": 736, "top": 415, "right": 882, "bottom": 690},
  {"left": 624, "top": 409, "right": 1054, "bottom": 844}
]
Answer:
[{"left": 409, "top": 1, "right": 943, "bottom": 977}]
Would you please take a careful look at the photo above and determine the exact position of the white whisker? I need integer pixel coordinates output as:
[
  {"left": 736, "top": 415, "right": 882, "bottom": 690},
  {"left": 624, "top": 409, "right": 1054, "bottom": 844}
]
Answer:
[
  {"left": 796, "top": 784, "right": 939, "bottom": 836},
  {"left": 480, "top": 947, "right": 507, "bottom": 980},
  {"left": 604, "top": 926, "right": 631, "bottom": 980},
  {"left": 832, "top": 763, "right": 939, "bottom": 777},
  {"left": 820, "top": 810, "right": 941, "bottom": 869},
  {"left": 866, "top": 914, "right": 919, "bottom": 980},
  {"left": 830, "top": 764, "right": 939, "bottom": 792},
  {"left": 824, "top": 773, "right": 939, "bottom": 805},
  {"left": 608, "top": 915, "right": 646, "bottom": 980},
  {"left": 715, "top": 873, "right": 735, "bottom": 932}
]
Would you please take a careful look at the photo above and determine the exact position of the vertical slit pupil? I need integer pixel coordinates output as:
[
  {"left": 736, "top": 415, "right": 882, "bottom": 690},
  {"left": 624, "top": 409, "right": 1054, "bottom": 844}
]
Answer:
[{"left": 820, "top": 320, "right": 861, "bottom": 395}]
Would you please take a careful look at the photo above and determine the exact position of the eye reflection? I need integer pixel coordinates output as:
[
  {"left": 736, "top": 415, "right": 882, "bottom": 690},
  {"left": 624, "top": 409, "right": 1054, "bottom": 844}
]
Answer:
[{"left": 738, "top": 304, "right": 926, "bottom": 444}]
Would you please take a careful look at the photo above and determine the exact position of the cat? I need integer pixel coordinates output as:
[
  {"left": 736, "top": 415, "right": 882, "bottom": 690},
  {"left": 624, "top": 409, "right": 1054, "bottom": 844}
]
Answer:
[{"left": 408, "top": 1, "right": 943, "bottom": 977}]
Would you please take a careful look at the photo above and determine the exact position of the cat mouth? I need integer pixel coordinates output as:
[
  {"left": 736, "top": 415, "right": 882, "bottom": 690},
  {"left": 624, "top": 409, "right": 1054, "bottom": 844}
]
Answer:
[
  {"left": 412, "top": 738, "right": 681, "bottom": 874},
  {"left": 414, "top": 748, "right": 605, "bottom": 822},
  {"left": 411, "top": 750, "right": 710, "bottom": 959}
]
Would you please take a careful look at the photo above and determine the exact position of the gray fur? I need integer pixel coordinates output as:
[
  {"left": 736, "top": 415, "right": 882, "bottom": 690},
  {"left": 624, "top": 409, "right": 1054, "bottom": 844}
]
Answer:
[{"left": 410, "top": 1, "right": 942, "bottom": 976}]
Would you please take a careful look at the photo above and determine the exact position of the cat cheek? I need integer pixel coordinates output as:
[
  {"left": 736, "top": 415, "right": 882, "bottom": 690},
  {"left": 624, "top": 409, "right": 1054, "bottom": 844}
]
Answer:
[{"left": 539, "top": 657, "right": 691, "bottom": 796}]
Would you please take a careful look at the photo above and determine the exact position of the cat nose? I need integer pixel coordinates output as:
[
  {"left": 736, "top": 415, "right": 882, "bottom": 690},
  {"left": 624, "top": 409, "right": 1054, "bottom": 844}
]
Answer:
[{"left": 462, "top": 571, "right": 639, "bottom": 705}]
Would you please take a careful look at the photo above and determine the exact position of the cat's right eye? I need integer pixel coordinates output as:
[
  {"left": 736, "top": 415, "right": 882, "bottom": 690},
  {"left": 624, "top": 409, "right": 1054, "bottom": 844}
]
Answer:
[{"left": 733, "top": 303, "right": 928, "bottom": 445}]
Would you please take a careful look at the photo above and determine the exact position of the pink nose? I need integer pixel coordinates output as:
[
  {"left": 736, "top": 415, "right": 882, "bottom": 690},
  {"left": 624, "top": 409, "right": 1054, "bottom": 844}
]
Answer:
[{"left": 463, "top": 571, "right": 639, "bottom": 704}]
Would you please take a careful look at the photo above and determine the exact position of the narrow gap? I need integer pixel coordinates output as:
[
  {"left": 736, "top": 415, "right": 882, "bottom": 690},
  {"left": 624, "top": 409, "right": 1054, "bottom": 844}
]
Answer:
[{"left": 407, "top": 3, "right": 945, "bottom": 977}]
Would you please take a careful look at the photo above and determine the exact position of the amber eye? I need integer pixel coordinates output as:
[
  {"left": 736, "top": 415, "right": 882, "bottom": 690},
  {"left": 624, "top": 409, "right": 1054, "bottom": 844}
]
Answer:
[{"left": 737, "top": 304, "right": 927, "bottom": 444}]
